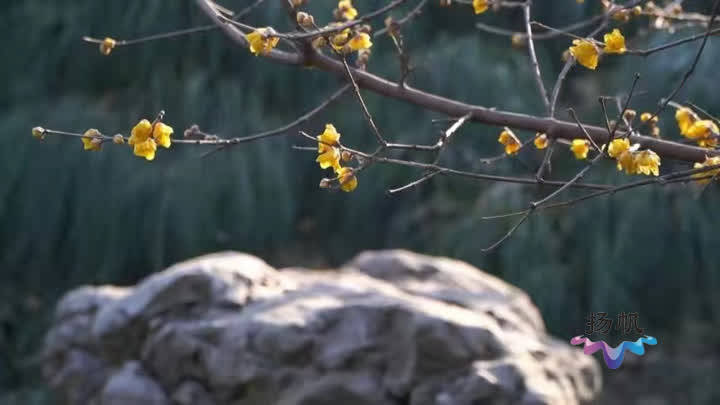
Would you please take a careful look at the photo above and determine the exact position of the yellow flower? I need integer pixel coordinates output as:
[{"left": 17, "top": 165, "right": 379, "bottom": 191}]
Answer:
[
  {"left": 603, "top": 29, "right": 626, "bottom": 54},
  {"left": 675, "top": 107, "right": 699, "bottom": 136},
  {"left": 317, "top": 124, "right": 340, "bottom": 149},
  {"left": 347, "top": 33, "right": 373, "bottom": 52},
  {"left": 473, "top": 0, "right": 488, "bottom": 14},
  {"left": 685, "top": 120, "right": 719, "bottom": 140},
  {"left": 81, "top": 129, "right": 103, "bottom": 151},
  {"left": 317, "top": 147, "right": 341, "bottom": 170},
  {"left": 497, "top": 128, "right": 521, "bottom": 155},
  {"left": 692, "top": 156, "right": 720, "bottom": 184},
  {"left": 607, "top": 138, "right": 630, "bottom": 158},
  {"left": 316, "top": 124, "right": 341, "bottom": 170},
  {"left": 338, "top": 0, "right": 358, "bottom": 20},
  {"left": 534, "top": 133, "right": 548, "bottom": 149},
  {"left": 152, "top": 122, "right": 173, "bottom": 148},
  {"left": 133, "top": 138, "right": 157, "bottom": 161},
  {"left": 616, "top": 150, "right": 636, "bottom": 174},
  {"left": 245, "top": 28, "right": 279, "bottom": 56},
  {"left": 129, "top": 119, "right": 153, "bottom": 145},
  {"left": 336, "top": 167, "right": 358, "bottom": 192},
  {"left": 633, "top": 149, "right": 661, "bottom": 176},
  {"left": 570, "top": 139, "right": 590, "bottom": 159},
  {"left": 330, "top": 28, "right": 351, "bottom": 51},
  {"left": 99, "top": 37, "right": 116, "bottom": 56},
  {"left": 569, "top": 39, "right": 599, "bottom": 70}
]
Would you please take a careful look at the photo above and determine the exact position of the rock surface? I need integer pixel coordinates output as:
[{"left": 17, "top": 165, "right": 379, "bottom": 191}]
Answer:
[{"left": 43, "top": 250, "right": 601, "bottom": 405}]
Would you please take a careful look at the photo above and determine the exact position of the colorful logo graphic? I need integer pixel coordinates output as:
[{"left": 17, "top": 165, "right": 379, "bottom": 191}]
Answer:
[{"left": 570, "top": 335, "right": 657, "bottom": 369}]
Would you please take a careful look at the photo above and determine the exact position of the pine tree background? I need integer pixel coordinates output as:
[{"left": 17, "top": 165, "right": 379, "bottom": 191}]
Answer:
[{"left": 1, "top": 0, "right": 719, "bottom": 402}]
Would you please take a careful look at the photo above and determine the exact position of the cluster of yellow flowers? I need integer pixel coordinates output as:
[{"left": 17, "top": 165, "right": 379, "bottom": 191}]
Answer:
[
  {"left": 675, "top": 106, "right": 719, "bottom": 149},
  {"left": 246, "top": 0, "right": 372, "bottom": 58},
  {"left": 128, "top": 119, "right": 173, "bottom": 160},
  {"left": 569, "top": 29, "right": 626, "bottom": 70},
  {"left": 606, "top": 138, "right": 661, "bottom": 176},
  {"left": 32, "top": 117, "right": 173, "bottom": 161},
  {"left": 316, "top": 124, "right": 358, "bottom": 192}
]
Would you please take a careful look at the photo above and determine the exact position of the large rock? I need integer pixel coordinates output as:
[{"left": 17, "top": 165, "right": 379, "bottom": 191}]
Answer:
[{"left": 43, "top": 250, "right": 601, "bottom": 404}]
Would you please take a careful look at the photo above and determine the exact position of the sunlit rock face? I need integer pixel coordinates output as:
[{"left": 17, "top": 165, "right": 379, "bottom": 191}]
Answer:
[{"left": 43, "top": 250, "right": 601, "bottom": 405}]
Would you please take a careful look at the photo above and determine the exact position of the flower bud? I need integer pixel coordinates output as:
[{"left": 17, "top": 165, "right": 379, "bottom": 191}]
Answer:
[
  {"left": 341, "top": 150, "right": 352, "bottom": 162},
  {"left": 296, "top": 12, "right": 315, "bottom": 28},
  {"left": 622, "top": 109, "right": 637, "bottom": 122},
  {"left": 113, "top": 134, "right": 125, "bottom": 144},
  {"left": 84, "top": 128, "right": 101, "bottom": 138},
  {"left": 99, "top": 37, "right": 116, "bottom": 56},
  {"left": 511, "top": 33, "right": 525, "bottom": 48},
  {"left": 32, "top": 126, "right": 46, "bottom": 140},
  {"left": 319, "top": 178, "right": 331, "bottom": 188}
]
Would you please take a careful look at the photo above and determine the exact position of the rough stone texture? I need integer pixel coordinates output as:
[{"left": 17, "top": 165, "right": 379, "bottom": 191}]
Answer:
[{"left": 43, "top": 250, "right": 601, "bottom": 405}]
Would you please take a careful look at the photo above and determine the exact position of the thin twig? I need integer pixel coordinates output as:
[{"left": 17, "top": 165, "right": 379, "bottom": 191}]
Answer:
[
  {"left": 340, "top": 57, "right": 387, "bottom": 146},
  {"left": 523, "top": 1, "right": 550, "bottom": 114},
  {"left": 195, "top": 83, "right": 351, "bottom": 156}
]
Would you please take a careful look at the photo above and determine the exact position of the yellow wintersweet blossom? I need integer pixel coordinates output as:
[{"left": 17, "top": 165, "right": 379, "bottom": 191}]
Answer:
[
  {"left": 603, "top": 29, "right": 626, "bottom": 54},
  {"left": 685, "top": 120, "right": 719, "bottom": 140},
  {"left": 317, "top": 124, "right": 342, "bottom": 170},
  {"left": 129, "top": 119, "right": 153, "bottom": 145},
  {"left": 99, "top": 37, "right": 116, "bottom": 56},
  {"left": 134, "top": 138, "right": 157, "bottom": 161},
  {"left": 81, "top": 129, "right": 102, "bottom": 151},
  {"left": 152, "top": 122, "right": 173, "bottom": 148},
  {"left": 607, "top": 138, "right": 630, "bottom": 158},
  {"left": 246, "top": 28, "right": 279, "bottom": 56},
  {"left": 569, "top": 39, "right": 599, "bottom": 70},
  {"left": 616, "top": 150, "right": 636, "bottom": 174},
  {"left": 336, "top": 167, "right": 358, "bottom": 192},
  {"left": 473, "top": 0, "right": 488, "bottom": 14},
  {"left": 338, "top": 0, "right": 358, "bottom": 20},
  {"left": 534, "top": 133, "right": 548, "bottom": 149},
  {"left": 633, "top": 150, "right": 661, "bottom": 176},
  {"left": 675, "top": 106, "right": 699, "bottom": 136},
  {"left": 347, "top": 33, "right": 373, "bottom": 52},
  {"left": 330, "top": 28, "right": 352, "bottom": 51},
  {"left": 570, "top": 139, "right": 590, "bottom": 159},
  {"left": 692, "top": 156, "right": 720, "bottom": 184},
  {"left": 497, "top": 128, "right": 521, "bottom": 155}
]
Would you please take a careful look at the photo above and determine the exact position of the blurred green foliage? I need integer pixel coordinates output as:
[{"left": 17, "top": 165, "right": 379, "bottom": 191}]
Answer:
[{"left": 1, "top": 0, "right": 719, "bottom": 402}]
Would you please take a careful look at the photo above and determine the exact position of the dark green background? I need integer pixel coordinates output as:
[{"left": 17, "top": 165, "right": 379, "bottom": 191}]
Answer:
[{"left": 2, "top": 0, "right": 719, "bottom": 402}]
